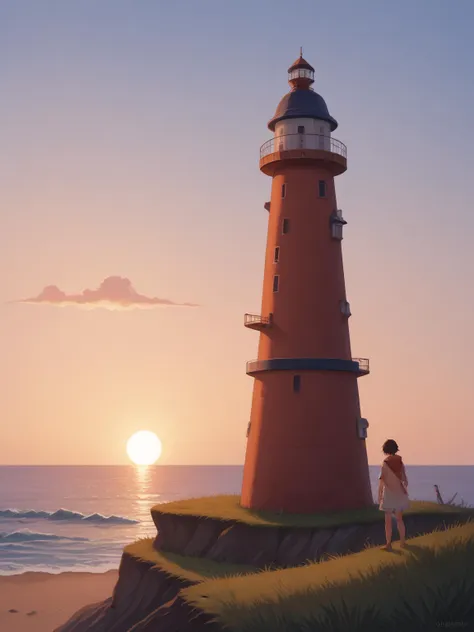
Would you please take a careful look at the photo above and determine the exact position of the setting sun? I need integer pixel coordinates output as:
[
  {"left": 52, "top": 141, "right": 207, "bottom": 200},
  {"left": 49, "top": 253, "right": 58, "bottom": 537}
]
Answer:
[{"left": 126, "top": 431, "right": 162, "bottom": 465}]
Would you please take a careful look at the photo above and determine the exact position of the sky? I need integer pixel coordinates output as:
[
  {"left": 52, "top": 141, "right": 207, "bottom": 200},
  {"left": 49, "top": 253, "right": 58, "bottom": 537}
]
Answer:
[{"left": 1, "top": 0, "right": 474, "bottom": 466}]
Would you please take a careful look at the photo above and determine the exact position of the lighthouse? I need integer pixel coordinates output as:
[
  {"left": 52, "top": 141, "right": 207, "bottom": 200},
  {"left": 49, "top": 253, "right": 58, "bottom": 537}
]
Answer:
[{"left": 241, "top": 53, "right": 373, "bottom": 514}]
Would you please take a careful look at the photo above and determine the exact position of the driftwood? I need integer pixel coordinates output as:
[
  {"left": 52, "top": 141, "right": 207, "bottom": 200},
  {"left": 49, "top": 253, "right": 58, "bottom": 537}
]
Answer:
[{"left": 434, "top": 485, "right": 461, "bottom": 506}]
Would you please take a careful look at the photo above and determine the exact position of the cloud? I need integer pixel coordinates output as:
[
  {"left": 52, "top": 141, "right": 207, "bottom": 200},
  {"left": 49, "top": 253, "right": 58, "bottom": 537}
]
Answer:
[{"left": 13, "top": 276, "right": 198, "bottom": 310}]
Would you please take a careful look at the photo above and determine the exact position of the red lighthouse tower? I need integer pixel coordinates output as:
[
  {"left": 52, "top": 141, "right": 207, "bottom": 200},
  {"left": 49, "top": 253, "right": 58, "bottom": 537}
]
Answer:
[{"left": 241, "top": 53, "right": 373, "bottom": 514}]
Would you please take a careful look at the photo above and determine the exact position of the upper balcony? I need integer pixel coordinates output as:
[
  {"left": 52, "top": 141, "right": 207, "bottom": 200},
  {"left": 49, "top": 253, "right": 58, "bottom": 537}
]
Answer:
[
  {"left": 259, "top": 133, "right": 347, "bottom": 176},
  {"left": 244, "top": 313, "right": 272, "bottom": 331}
]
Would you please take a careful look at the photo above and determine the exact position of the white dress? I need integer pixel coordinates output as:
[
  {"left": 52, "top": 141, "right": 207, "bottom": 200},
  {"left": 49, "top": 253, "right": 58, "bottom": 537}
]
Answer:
[{"left": 379, "top": 463, "right": 410, "bottom": 512}]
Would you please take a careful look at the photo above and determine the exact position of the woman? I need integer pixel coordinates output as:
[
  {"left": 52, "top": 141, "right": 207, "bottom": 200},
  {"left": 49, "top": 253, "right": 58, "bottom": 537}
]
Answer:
[{"left": 378, "top": 439, "right": 409, "bottom": 550}]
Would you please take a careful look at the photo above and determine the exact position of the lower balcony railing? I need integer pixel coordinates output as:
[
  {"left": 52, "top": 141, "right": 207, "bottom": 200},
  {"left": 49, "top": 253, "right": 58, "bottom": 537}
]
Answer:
[
  {"left": 245, "top": 357, "right": 370, "bottom": 377},
  {"left": 353, "top": 358, "right": 370, "bottom": 375}
]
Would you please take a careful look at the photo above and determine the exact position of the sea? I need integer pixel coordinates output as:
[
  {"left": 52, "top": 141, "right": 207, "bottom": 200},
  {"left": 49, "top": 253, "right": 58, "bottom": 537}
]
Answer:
[{"left": 0, "top": 465, "right": 472, "bottom": 576}]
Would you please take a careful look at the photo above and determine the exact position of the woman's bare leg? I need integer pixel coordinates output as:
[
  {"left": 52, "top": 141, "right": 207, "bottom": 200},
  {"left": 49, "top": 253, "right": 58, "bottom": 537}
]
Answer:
[
  {"left": 384, "top": 512, "right": 393, "bottom": 549},
  {"left": 395, "top": 510, "right": 406, "bottom": 546}
]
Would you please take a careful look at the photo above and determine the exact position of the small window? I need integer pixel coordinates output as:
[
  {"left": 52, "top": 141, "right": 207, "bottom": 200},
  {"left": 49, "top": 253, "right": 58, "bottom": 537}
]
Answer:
[
  {"left": 318, "top": 180, "right": 327, "bottom": 197},
  {"left": 272, "top": 275, "right": 279, "bottom": 292},
  {"left": 293, "top": 375, "right": 301, "bottom": 393},
  {"left": 274, "top": 246, "right": 280, "bottom": 263},
  {"left": 281, "top": 183, "right": 286, "bottom": 198},
  {"left": 297, "top": 125, "right": 305, "bottom": 134},
  {"left": 282, "top": 218, "right": 289, "bottom": 234}
]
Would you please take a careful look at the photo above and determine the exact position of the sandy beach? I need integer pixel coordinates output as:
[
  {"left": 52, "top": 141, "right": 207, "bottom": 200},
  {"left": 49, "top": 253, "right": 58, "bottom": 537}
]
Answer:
[{"left": 0, "top": 570, "right": 118, "bottom": 631}]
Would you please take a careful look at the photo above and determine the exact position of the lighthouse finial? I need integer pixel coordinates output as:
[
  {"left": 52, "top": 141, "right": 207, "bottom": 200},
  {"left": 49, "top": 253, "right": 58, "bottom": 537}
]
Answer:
[{"left": 300, "top": 46, "right": 303, "bottom": 57}]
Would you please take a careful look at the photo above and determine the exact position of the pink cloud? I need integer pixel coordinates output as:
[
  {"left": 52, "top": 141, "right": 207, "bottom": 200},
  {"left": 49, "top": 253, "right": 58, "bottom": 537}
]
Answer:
[{"left": 13, "top": 276, "right": 198, "bottom": 310}]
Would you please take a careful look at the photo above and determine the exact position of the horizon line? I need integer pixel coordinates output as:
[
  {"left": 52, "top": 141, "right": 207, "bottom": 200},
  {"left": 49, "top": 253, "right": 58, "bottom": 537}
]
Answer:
[{"left": 0, "top": 463, "right": 473, "bottom": 468}]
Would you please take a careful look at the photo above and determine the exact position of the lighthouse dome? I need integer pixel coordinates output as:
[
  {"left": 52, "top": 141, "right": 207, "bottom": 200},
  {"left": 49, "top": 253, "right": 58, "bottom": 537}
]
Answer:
[{"left": 268, "top": 89, "right": 338, "bottom": 132}]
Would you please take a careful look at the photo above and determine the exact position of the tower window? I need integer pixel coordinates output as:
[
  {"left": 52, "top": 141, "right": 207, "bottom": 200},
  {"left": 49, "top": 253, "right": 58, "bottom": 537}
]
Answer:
[
  {"left": 318, "top": 180, "right": 327, "bottom": 198},
  {"left": 297, "top": 125, "right": 305, "bottom": 134},
  {"left": 293, "top": 375, "right": 301, "bottom": 392},
  {"left": 282, "top": 218, "right": 289, "bottom": 234},
  {"left": 281, "top": 183, "right": 286, "bottom": 198},
  {"left": 274, "top": 246, "right": 280, "bottom": 263},
  {"left": 332, "top": 223, "right": 343, "bottom": 240},
  {"left": 272, "top": 275, "right": 279, "bottom": 292}
]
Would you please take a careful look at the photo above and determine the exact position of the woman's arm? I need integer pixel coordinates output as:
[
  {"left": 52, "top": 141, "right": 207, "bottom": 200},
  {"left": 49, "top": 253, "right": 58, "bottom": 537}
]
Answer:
[
  {"left": 401, "top": 464, "right": 408, "bottom": 487},
  {"left": 378, "top": 476, "right": 384, "bottom": 503}
]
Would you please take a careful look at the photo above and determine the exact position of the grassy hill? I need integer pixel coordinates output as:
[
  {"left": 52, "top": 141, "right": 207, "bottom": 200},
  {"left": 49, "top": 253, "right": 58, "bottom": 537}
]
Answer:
[{"left": 181, "top": 521, "right": 474, "bottom": 631}]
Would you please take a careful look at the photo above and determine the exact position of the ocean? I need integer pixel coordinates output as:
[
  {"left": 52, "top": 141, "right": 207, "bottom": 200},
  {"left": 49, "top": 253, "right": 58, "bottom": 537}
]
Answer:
[{"left": 0, "top": 465, "right": 472, "bottom": 575}]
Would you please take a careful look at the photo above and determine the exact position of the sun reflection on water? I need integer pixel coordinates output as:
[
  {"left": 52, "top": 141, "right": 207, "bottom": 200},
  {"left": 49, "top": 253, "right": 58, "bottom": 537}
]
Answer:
[{"left": 132, "top": 465, "right": 161, "bottom": 538}]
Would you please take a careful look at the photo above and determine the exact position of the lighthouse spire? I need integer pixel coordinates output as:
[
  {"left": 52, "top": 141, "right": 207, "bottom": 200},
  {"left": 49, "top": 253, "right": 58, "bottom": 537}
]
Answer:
[{"left": 288, "top": 50, "right": 315, "bottom": 90}]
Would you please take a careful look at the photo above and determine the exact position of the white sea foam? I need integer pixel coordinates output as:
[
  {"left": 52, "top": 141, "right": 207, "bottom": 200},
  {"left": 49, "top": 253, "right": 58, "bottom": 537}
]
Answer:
[
  {"left": 0, "top": 529, "right": 90, "bottom": 543},
  {"left": 0, "top": 508, "right": 138, "bottom": 524}
]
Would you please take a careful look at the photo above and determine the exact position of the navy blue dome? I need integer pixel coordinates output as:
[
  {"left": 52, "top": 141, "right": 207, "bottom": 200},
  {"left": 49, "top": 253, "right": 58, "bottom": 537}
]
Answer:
[{"left": 268, "top": 89, "right": 338, "bottom": 132}]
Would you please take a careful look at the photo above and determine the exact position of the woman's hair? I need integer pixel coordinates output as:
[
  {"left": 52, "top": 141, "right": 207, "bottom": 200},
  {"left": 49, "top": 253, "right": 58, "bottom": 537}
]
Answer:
[{"left": 382, "top": 439, "right": 399, "bottom": 455}]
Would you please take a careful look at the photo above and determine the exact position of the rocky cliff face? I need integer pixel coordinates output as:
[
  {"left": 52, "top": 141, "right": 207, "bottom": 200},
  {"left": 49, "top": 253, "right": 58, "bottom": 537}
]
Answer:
[
  {"left": 152, "top": 511, "right": 470, "bottom": 567},
  {"left": 54, "top": 552, "right": 221, "bottom": 632}
]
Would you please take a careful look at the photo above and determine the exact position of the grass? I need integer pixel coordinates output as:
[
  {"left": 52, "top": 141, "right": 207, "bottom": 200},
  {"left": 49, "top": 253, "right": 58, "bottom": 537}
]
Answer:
[
  {"left": 182, "top": 521, "right": 474, "bottom": 632},
  {"left": 124, "top": 537, "right": 256, "bottom": 583},
  {"left": 151, "top": 494, "right": 474, "bottom": 529}
]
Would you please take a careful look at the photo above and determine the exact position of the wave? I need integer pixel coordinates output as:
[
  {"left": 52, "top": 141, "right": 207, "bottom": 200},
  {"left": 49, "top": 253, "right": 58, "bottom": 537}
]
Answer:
[
  {"left": 0, "top": 529, "right": 90, "bottom": 543},
  {"left": 0, "top": 561, "right": 119, "bottom": 576},
  {"left": 0, "top": 508, "right": 138, "bottom": 525}
]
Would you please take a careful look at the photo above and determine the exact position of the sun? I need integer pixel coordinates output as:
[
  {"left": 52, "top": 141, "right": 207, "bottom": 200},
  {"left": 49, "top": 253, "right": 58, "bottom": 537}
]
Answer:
[{"left": 126, "top": 431, "right": 162, "bottom": 465}]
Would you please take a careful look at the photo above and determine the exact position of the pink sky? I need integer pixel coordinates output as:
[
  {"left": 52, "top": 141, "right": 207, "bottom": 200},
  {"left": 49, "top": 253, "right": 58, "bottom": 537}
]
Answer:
[{"left": 2, "top": 2, "right": 474, "bottom": 465}]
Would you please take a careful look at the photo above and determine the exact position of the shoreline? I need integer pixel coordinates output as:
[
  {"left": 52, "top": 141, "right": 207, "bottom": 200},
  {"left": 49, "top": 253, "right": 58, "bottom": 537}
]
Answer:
[
  {"left": 0, "top": 567, "right": 119, "bottom": 577},
  {"left": 0, "top": 569, "right": 118, "bottom": 631}
]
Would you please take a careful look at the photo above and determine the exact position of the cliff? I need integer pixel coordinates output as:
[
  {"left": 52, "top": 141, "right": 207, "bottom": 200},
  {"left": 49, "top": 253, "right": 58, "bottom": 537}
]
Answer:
[
  {"left": 151, "top": 497, "right": 473, "bottom": 566},
  {"left": 54, "top": 542, "right": 239, "bottom": 632},
  {"left": 57, "top": 498, "right": 474, "bottom": 631}
]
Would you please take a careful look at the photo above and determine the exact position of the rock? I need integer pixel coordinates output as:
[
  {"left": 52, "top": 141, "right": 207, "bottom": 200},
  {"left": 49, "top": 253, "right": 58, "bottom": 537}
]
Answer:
[
  {"left": 276, "top": 529, "right": 313, "bottom": 567},
  {"left": 207, "top": 523, "right": 280, "bottom": 566},
  {"left": 154, "top": 514, "right": 199, "bottom": 553},
  {"left": 55, "top": 564, "right": 197, "bottom": 632},
  {"left": 183, "top": 519, "right": 228, "bottom": 556},
  {"left": 8, "top": 609, "right": 18, "bottom": 613},
  {"left": 112, "top": 553, "right": 150, "bottom": 610},
  {"left": 27, "top": 611, "right": 37, "bottom": 616},
  {"left": 324, "top": 525, "right": 365, "bottom": 557},
  {"left": 307, "top": 529, "right": 334, "bottom": 561},
  {"left": 363, "top": 521, "right": 387, "bottom": 547},
  {"left": 130, "top": 595, "right": 223, "bottom": 632}
]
